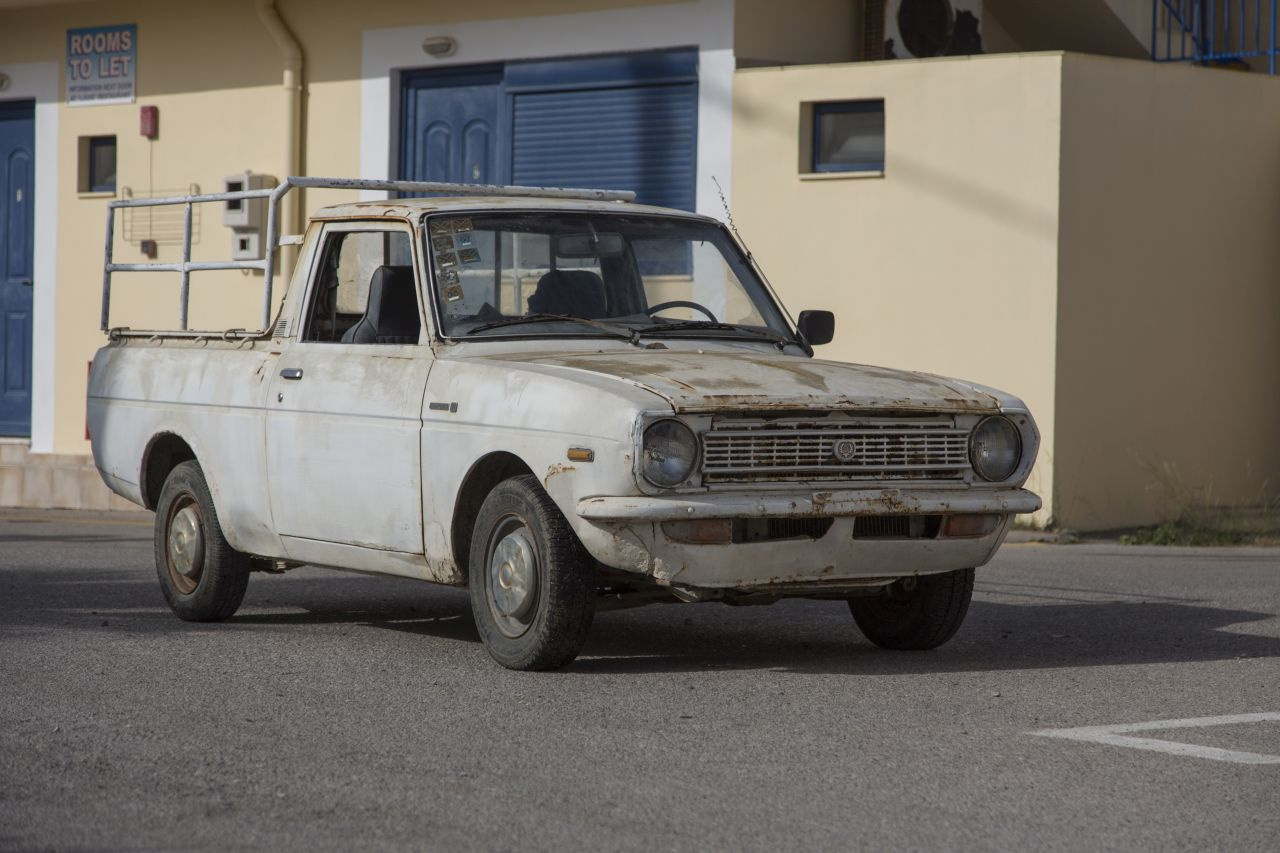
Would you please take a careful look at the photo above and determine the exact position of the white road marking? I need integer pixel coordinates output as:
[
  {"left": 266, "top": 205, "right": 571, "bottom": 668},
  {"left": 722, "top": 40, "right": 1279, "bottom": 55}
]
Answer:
[{"left": 1032, "top": 712, "right": 1280, "bottom": 765}]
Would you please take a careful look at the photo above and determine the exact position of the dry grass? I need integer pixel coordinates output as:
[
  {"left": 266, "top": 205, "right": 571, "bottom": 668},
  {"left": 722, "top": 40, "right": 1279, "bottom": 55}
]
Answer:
[{"left": 1117, "top": 459, "right": 1279, "bottom": 547}]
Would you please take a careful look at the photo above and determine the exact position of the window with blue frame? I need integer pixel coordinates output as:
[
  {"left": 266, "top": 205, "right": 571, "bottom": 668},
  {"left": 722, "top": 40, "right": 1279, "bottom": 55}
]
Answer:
[{"left": 811, "top": 100, "right": 885, "bottom": 173}]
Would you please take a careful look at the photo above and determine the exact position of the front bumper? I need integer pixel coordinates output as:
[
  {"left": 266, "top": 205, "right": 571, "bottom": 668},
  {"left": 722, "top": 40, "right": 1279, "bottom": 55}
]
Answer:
[
  {"left": 578, "top": 487, "right": 1041, "bottom": 522},
  {"left": 570, "top": 487, "right": 1040, "bottom": 592}
]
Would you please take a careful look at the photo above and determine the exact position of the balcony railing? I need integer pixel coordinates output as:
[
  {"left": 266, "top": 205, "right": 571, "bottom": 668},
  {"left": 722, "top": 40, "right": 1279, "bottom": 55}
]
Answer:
[{"left": 1152, "top": 0, "right": 1279, "bottom": 73}]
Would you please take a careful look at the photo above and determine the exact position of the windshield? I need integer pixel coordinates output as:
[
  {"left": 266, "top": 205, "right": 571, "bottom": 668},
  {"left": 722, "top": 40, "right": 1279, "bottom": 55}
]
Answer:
[{"left": 423, "top": 212, "right": 794, "bottom": 343}]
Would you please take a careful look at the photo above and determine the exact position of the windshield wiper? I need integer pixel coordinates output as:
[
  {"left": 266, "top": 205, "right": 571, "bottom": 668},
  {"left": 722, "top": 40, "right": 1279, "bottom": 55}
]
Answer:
[
  {"left": 641, "top": 320, "right": 797, "bottom": 349},
  {"left": 466, "top": 313, "right": 640, "bottom": 344}
]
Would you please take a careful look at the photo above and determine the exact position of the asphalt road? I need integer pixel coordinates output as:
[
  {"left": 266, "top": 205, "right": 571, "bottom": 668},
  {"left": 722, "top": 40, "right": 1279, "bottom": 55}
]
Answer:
[{"left": 2, "top": 510, "right": 1279, "bottom": 852}]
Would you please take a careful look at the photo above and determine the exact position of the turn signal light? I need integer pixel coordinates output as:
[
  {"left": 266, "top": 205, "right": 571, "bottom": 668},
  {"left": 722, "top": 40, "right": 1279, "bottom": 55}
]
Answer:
[{"left": 942, "top": 514, "right": 1000, "bottom": 538}]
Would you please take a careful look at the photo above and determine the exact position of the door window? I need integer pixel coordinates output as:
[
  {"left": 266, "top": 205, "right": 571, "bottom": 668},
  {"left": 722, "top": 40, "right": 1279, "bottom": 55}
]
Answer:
[{"left": 302, "top": 229, "right": 419, "bottom": 344}]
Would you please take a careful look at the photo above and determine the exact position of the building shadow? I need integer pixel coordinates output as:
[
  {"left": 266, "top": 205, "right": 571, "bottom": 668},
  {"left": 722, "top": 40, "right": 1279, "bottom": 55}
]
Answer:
[{"left": 0, "top": 532, "right": 152, "bottom": 545}]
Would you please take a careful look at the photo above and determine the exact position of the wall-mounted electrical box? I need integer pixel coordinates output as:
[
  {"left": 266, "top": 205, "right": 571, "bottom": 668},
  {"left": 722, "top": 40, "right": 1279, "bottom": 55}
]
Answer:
[
  {"left": 140, "top": 105, "right": 159, "bottom": 139},
  {"left": 232, "top": 232, "right": 262, "bottom": 260},
  {"left": 223, "top": 172, "right": 274, "bottom": 260}
]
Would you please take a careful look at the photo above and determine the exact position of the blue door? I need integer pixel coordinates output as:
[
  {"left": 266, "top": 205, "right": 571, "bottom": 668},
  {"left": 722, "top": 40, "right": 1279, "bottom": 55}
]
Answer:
[
  {"left": 0, "top": 100, "right": 34, "bottom": 437},
  {"left": 400, "top": 66, "right": 503, "bottom": 186}
]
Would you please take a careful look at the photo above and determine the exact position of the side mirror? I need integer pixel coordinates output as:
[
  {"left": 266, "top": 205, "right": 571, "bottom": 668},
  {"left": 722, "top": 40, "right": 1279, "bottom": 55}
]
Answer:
[{"left": 797, "top": 310, "right": 835, "bottom": 346}]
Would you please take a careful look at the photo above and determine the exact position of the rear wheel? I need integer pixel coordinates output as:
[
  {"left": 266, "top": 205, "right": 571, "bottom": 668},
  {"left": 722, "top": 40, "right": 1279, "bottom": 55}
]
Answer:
[
  {"left": 468, "top": 475, "right": 594, "bottom": 670},
  {"left": 848, "top": 568, "right": 974, "bottom": 650},
  {"left": 153, "top": 460, "right": 250, "bottom": 622}
]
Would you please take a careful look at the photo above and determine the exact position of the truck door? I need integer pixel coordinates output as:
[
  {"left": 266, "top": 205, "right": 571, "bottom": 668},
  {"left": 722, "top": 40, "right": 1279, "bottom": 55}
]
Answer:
[{"left": 264, "top": 222, "right": 430, "bottom": 555}]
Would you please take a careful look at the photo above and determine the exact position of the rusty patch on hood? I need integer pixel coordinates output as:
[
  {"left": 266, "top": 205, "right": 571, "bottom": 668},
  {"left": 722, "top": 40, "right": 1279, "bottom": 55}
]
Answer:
[{"left": 483, "top": 350, "right": 999, "bottom": 413}]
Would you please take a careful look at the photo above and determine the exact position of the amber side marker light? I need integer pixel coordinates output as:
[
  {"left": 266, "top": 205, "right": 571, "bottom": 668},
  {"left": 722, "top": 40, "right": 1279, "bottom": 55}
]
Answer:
[
  {"left": 942, "top": 514, "right": 1000, "bottom": 538},
  {"left": 566, "top": 447, "right": 594, "bottom": 462},
  {"left": 662, "top": 519, "right": 733, "bottom": 544}
]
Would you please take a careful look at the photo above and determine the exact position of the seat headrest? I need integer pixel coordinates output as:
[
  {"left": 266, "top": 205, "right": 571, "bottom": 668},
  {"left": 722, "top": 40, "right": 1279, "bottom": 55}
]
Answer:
[
  {"left": 528, "top": 269, "right": 607, "bottom": 320},
  {"left": 342, "top": 265, "right": 419, "bottom": 344}
]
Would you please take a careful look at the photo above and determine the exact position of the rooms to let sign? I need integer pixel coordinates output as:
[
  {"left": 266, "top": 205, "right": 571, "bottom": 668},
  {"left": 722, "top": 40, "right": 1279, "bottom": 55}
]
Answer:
[{"left": 66, "top": 24, "right": 137, "bottom": 106}]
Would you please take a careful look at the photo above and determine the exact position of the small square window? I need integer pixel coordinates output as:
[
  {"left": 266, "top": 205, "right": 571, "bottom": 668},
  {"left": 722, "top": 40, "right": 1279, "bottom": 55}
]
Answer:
[
  {"left": 810, "top": 100, "right": 884, "bottom": 173},
  {"left": 78, "top": 135, "right": 117, "bottom": 193}
]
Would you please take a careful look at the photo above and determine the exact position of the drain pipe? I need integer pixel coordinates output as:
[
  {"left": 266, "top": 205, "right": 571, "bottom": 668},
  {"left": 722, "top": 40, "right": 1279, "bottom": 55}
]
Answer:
[{"left": 256, "top": 0, "right": 303, "bottom": 268}]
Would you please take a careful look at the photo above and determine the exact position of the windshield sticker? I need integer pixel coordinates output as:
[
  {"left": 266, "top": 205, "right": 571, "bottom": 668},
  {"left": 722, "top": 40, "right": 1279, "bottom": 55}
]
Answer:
[
  {"left": 457, "top": 248, "right": 481, "bottom": 265},
  {"left": 439, "top": 268, "right": 460, "bottom": 286},
  {"left": 454, "top": 232, "right": 474, "bottom": 248},
  {"left": 444, "top": 284, "right": 465, "bottom": 303},
  {"left": 435, "top": 251, "right": 458, "bottom": 269},
  {"left": 431, "top": 235, "right": 453, "bottom": 252},
  {"left": 430, "top": 217, "right": 473, "bottom": 237}
]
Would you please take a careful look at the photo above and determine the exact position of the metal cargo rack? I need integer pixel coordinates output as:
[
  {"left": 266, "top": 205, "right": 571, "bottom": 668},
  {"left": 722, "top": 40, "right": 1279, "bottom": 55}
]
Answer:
[{"left": 100, "top": 175, "right": 636, "bottom": 340}]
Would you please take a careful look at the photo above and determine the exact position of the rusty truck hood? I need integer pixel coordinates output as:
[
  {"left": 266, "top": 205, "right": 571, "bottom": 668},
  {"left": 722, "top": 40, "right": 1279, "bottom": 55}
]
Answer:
[{"left": 481, "top": 349, "right": 1001, "bottom": 412}]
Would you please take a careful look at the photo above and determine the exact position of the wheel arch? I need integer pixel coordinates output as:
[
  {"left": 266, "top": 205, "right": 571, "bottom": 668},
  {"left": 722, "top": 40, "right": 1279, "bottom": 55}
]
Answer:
[
  {"left": 140, "top": 432, "right": 197, "bottom": 511},
  {"left": 451, "top": 451, "right": 537, "bottom": 581}
]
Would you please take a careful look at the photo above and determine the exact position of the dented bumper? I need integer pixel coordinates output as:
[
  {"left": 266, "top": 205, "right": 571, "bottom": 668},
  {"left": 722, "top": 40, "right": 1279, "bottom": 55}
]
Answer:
[{"left": 570, "top": 487, "right": 1039, "bottom": 592}]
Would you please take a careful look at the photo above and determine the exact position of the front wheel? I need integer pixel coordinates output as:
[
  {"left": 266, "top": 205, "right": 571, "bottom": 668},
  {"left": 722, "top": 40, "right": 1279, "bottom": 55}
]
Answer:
[
  {"left": 469, "top": 475, "right": 595, "bottom": 670},
  {"left": 153, "top": 460, "right": 250, "bottom": 622},
  {"left": 848, "top": 568, "right": 974, "bottom": 650}
]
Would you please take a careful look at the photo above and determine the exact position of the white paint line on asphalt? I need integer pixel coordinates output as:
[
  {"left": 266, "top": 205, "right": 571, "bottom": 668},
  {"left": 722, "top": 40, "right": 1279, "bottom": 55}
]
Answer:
[{"left": 1032, "top": 713, "right": 1280, "bottom": 765}]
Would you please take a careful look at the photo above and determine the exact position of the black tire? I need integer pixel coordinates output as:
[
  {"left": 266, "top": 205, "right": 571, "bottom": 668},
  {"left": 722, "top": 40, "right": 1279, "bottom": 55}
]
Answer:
[
  {"left": 468, "top": 475, "right": 594, "bottom": 671},
  {"left": 153, "top": 460, "right": 250, "bottom": 622},
  {"left": 848, "top": 568, "right": 974, "bottom": 650}
]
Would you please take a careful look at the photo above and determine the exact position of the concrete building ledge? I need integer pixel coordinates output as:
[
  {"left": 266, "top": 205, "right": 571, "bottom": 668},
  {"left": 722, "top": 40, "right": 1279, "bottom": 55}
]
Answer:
[{"left": 0, "top": 442, "right": 141, "bottom": 512}]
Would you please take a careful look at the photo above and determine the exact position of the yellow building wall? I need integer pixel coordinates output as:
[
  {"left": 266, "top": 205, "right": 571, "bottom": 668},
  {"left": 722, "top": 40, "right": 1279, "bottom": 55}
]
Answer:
[
  {"left": 731, "top": 54, "right": 1064, "bottom": 525},
  {"left": 0, "top": 0, "right": 687, "bottom": 455},
  {"left": 1054, "top": 54, "right": 1280, "bottom": 529}
]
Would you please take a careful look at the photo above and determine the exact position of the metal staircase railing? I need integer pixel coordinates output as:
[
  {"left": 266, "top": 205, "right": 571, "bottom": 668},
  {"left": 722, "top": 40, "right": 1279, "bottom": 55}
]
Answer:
[{"left": 1152, "top": 1, "right": 1279, "bottom": 73}]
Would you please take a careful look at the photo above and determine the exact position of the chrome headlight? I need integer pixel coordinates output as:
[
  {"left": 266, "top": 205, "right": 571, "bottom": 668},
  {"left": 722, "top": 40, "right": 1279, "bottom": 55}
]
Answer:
[
  {"left": 642, "top": 419, "right": 698, "bottom": 487},
  {"left": 970, "top": 416, "right": 1022, "bottom": 482}
]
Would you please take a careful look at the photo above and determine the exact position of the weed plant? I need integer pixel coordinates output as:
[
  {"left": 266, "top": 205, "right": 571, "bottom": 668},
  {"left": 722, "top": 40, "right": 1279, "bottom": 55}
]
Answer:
[{"left": 1118, "top": 458, "right": 1278, "bottom": 547}]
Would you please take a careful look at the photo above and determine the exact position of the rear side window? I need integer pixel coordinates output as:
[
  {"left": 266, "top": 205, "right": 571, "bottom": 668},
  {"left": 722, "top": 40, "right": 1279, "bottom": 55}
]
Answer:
[{"left": 303, "top": 229, "right": 418, "bottom": 344}]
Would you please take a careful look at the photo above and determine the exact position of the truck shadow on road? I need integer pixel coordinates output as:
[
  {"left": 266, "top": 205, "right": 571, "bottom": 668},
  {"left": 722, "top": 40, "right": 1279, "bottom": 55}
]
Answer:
[
  {"left": 0, "top": 565, "right": 485, "bottom": 644},
  {"left": 5, "top": 564, "right": 1279, "bottom": 676},
  {"left": 572, "top": 595, "right": 1280, "bottom": 674}
]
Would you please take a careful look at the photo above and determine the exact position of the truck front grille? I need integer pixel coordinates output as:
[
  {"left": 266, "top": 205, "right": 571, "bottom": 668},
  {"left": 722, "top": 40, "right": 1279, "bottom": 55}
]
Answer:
[
  {"left": 852, "top": 515, "right": 943, "bottom": 539},
  {"left": 701, "top": 417, "right": 970, "bottom": 483}
]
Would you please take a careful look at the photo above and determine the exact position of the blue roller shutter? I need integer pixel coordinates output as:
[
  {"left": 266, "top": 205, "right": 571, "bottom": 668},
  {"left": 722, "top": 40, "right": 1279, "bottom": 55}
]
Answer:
[
  {"left": 511, "top": 84, "right": 697, "bottom": 211},
  {"left": 507, "top": 50, "right": 698, "bottom": 211}
]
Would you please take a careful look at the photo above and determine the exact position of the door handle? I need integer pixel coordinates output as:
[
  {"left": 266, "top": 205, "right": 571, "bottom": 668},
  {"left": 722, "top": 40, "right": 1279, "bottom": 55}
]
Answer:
[
  {"left": 18, "top": 279, "right": 31, "bottom": 287},
  {"left": 280, "top": 368, "right": 304, "bottom": 380}
]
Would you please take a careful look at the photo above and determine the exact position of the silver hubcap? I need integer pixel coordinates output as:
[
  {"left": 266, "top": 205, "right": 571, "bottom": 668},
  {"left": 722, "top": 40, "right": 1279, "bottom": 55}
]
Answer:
[
  {"left": 487, "top": 522, "right": 539, "bottom": 637},
  {"left": 168, "top": 504, "right": 204, "bottom": 580}
]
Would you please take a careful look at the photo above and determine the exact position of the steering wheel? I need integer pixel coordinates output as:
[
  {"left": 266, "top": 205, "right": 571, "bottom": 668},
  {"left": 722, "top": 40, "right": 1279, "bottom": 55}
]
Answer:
[{"left": 644, "top": 300, "right": 718, "bottom": 323}]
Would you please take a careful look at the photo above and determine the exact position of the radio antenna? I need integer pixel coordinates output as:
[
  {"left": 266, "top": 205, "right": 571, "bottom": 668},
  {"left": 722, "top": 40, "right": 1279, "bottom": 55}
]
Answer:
[{"left": 712, "top": 176, "right": 753, "bottom": 263}]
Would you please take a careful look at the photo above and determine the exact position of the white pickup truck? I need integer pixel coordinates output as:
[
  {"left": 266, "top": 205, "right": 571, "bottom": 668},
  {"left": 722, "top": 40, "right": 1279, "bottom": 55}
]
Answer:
[{"left": 88, "top": 177, "right": 1040, "bottom": 670}]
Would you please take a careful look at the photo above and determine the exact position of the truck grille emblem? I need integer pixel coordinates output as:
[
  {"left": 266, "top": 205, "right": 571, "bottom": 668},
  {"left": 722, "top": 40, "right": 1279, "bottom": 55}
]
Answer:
[{"left": 832, "top": 439, "right": 860, "bottom": 463}]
